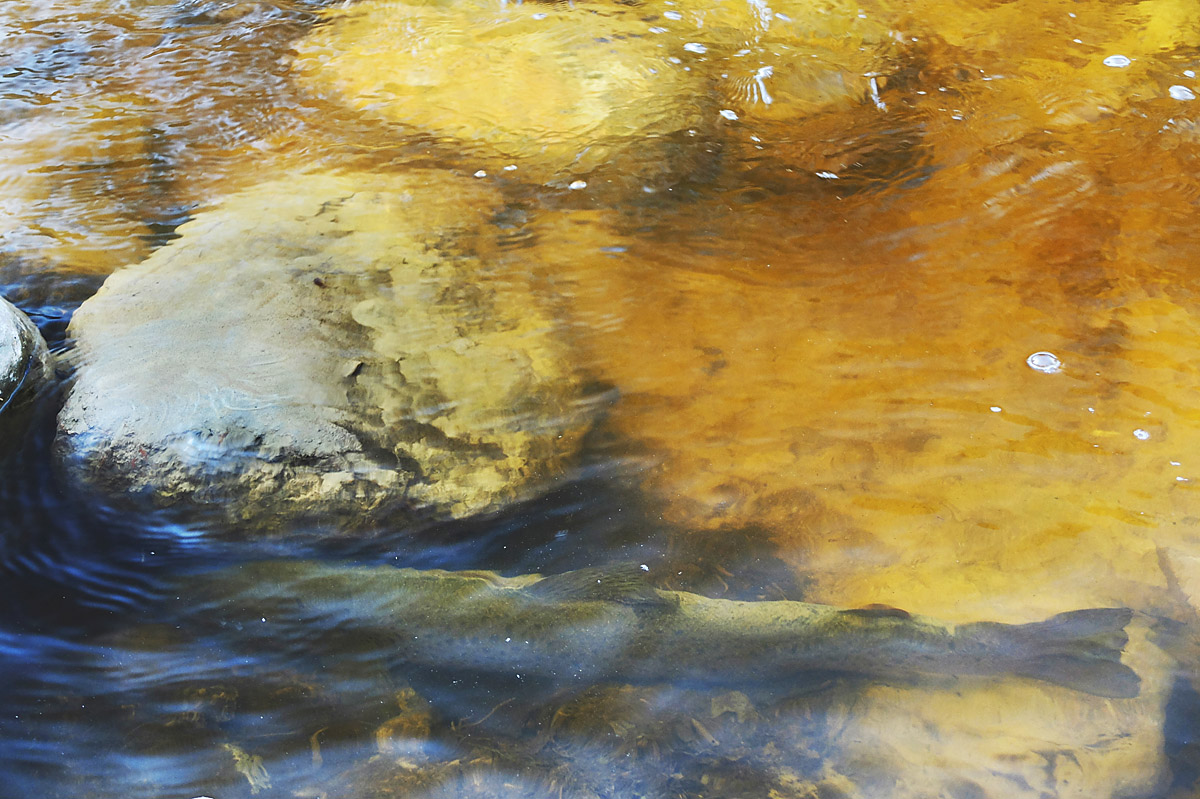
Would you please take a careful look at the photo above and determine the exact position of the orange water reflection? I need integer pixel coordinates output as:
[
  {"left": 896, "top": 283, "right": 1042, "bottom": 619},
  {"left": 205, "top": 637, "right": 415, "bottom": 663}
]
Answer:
[{"left": 544, "top": 23, "right": 1200, "bottom": 625}]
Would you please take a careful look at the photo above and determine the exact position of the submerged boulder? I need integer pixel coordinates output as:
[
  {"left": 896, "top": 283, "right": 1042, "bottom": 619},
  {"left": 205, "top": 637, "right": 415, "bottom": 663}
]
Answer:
[
  {"left": 290, "top": 0, "right": 707, "bottom": 184},
  {"left": 56, "top": 169, "right": 593, "bottom": 534},
  {"left": 290, "top": 0, "right": 901, "bottom": 185}
]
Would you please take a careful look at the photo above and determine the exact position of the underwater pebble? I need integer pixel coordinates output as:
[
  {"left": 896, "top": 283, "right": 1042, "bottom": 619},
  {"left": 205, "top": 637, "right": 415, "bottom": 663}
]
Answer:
[
  {"left": 1134, "top": 428, "right": 1151, "bottom": 440},
  {"left": 1103, "top": 54, "right": 1132, "bottom": 68},
  {"left": 990, "top": 406, "right": 1002, "bottom": 413},
  {"left": 1169, "top": 85, "right": 1196, "bottom": 101},
  {"left": 473, "top": 170, "right": 487, "bottom": 178},
  {"left": 1026, "top": 351, "right": 1062, "bottom": 373},
  {"left": 568, "top": 179, "right": 587, "bottom": 190}
]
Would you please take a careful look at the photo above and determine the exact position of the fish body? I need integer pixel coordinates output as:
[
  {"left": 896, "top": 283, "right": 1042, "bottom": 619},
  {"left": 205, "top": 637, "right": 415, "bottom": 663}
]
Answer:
[{"left": 181, "top": 561, "right": 1140, "bottom": 699}]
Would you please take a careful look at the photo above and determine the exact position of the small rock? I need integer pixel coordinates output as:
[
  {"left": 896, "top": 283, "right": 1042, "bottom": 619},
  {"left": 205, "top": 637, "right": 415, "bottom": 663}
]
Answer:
[{"left": 0, "top": 295, "right": 51, "bottom": 437}]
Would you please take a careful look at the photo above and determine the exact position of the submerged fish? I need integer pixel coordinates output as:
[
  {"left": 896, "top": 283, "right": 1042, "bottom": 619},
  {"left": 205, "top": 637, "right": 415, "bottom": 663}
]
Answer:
[{"left": 179, "top": 561, "right": 1140, "bottom": 699}]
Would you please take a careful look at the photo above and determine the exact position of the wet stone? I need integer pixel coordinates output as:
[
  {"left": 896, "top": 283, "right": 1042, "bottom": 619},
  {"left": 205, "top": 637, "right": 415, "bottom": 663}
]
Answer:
[
  {"left": 0, "top": 295, "right": 51, "bottom": 435},
  {"left": 56, "top": 169, "right": 594, "bottom": 535}
]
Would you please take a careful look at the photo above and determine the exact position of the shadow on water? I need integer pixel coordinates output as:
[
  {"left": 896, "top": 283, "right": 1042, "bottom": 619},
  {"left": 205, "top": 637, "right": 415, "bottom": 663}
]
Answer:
[
  {"left": 0, "top": 351, "right": 817, "bottom": 798},
  {"left": 0, "top": 353, "right": 669, "bottom": 796}
]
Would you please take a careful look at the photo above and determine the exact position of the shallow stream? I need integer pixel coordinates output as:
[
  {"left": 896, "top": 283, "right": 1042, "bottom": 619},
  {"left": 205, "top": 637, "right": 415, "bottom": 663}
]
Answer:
[{"left": 3, "top": 0, "right": 1200, "bottom": 796}]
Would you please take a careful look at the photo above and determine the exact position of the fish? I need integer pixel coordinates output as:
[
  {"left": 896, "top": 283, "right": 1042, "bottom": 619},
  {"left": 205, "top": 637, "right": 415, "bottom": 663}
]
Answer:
[{"left": 176, "top": 560, "right": 1141, "bottom": 699}]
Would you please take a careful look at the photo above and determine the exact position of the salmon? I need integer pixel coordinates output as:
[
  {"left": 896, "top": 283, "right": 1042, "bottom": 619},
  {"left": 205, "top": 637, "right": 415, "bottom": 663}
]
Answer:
[{"left": 179, "top": 561, "right": 1140, "bottom": 699}]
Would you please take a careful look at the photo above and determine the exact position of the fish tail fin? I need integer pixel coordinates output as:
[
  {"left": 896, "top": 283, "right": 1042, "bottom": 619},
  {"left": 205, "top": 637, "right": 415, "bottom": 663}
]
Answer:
[{"left": 1007, "top": 608, "right": 1141, "bottom": 698}]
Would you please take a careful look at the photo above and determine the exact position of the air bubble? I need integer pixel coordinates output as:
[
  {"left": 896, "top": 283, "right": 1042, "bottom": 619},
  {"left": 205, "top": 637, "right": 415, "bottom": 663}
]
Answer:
[
  {"left": 1169, "top": 85, "right": 1196, "bottom": 101},
  {"left": 1102, "top": 54, "right": 1131, "bottom": 68},
  {"left": 1026, "top": 351, "right": 1062, "bottom": 373},
  {"left": 1133, "top": 429, "right": 1150, "bottom": 440}
]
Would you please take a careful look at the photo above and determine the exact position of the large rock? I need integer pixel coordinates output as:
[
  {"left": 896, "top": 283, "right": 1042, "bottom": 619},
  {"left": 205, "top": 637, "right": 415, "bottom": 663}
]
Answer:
[{"left": 56, "top": 169, "right": 593, "bottom": 534}]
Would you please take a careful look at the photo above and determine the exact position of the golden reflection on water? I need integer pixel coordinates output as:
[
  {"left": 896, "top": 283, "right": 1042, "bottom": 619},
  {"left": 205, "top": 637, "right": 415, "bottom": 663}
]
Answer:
[
  {"left": 547, "top": 156, "right": 1200, "bottom": 623},
  {"left": 7, "top": 0, "right": 1200, "bottom": 795}
]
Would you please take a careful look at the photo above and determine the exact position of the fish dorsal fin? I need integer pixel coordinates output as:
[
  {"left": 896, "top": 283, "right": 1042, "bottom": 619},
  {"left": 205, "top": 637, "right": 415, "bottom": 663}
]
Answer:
[
  {"left": 841, "top": 604, "right": 912, "bottom": 620},
  {"left": 525, "top": 564, "right": 670, "bottom": 607}
]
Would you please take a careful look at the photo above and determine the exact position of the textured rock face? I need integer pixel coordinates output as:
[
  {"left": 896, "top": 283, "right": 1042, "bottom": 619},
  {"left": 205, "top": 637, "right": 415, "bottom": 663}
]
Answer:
[
  {"left": 0, "top": 295, "right": 50, "bottom": 423},
  {"left": 56, "top": 170, "right": 592, "bottom": 534}
]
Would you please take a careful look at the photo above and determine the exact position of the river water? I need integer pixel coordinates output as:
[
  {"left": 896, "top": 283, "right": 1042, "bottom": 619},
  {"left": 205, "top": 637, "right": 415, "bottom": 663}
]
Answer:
[{"left": 3, "top": 0, "right": 1200, "bottom": 797}]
